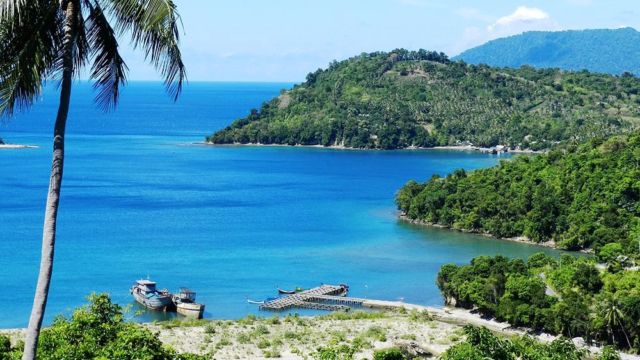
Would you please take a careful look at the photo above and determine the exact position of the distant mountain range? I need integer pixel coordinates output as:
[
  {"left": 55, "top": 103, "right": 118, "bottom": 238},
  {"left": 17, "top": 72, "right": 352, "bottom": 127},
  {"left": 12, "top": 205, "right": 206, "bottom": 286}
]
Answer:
[{"left": 454, "top": 28, "right": 640, "bottom": 75}]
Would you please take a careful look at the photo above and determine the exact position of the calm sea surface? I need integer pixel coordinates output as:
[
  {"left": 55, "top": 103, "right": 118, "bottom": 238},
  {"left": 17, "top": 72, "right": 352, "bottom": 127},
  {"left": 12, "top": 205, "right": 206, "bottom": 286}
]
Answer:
[{"left": 0, "top": 82, "right": 561, "bottom": 328}]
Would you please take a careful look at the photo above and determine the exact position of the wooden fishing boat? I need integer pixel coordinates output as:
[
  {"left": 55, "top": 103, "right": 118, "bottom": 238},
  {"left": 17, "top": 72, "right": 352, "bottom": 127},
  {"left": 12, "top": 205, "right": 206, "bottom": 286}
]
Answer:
[
  {"left": 277, "top": 287, "right": 304, "bottom": 295},
  {"left": 248, "top": 297, "right": 276, "bottom": 305},
  {"left": 172, "top": 288, "right": 205, "bottom": 319},
  {"left": 176, "top": 302, "right": 205, "bottom": 318},
  {"left": 130, "top": 280, "right": 173, "bottom": 311},
  {"left": 277, "top": 288, "right": 296, "bottom": 295}
]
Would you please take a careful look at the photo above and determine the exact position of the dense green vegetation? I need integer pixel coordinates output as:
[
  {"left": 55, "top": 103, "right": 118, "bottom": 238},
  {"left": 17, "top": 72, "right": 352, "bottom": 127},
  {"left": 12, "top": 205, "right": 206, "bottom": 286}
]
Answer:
[
  {"left": 437, "top": 254, "right": 640, "bottom": 351},
  {"left": 0, "top": 294, "right": 204, "bottom": 360},
  {"left": 397, "top": 133, "right": 640, "bottom": 256},
  {"left": 454, "top": 28, "right": 640, "bottom": 76},
  {"left": 442, "top": 325, "right": 619, "bottom": 360},
  {"left": 209, "top": 49, "right": 640, "bottom": 150}
]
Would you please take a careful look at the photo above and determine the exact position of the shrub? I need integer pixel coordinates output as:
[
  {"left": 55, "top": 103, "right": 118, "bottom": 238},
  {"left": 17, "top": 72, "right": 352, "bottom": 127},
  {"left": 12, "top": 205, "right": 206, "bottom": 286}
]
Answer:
[
  {"left": 598, "top": 346, "right": 621, "bottom": 360},
  {"left": 0, "top": 335, "right": 21, "bottom": 360},
  {"left": 364, "top": 326, "right": 387, "bottom": 342},
  {"left": 314, "top": 345, "right": 357, "bottom": 360},
  {"left": 23, "top": 293, "right": 204, "bottom": 360},
  {"left": 204, "top": 322, "right": 216, "bottom": 334},
  {"left": 373, "top": 348, "right": 406, "bottom": 360},
  {"left": 598, "top": 243, "right": 624, "bottom": 264},
  {"left": 442, "top": 326, "right": 592, "bottom": 360}
]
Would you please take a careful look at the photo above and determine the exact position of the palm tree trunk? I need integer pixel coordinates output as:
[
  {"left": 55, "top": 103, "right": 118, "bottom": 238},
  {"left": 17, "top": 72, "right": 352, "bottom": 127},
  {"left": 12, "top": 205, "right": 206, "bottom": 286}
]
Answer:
[
  {"left": 620, "top": 325, "right": 632, "bottom": 349},
  {"left": 22, "top": 1, "right": 77, "bottom": 359}
]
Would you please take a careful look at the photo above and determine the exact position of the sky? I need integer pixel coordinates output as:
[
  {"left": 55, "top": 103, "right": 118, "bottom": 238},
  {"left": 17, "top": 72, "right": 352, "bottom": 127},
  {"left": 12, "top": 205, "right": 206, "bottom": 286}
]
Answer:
[{"left": 119, "top": 0, "right": 640, "bottom": 82}]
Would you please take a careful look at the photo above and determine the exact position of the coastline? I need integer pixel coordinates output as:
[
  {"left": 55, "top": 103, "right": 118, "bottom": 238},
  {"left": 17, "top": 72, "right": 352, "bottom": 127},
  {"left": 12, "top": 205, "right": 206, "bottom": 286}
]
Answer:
[
  {"left": 199, "top": 141, "right": 542, "bottom": 154},
  {"left": 430, "top": 144, "right": 542, "bottom": 154},
  {"left": 398, "top": 214, "right": 564, "bottom": 251},
  {"left": 0, "top": 144, "right": 38, "bottom": 149}
]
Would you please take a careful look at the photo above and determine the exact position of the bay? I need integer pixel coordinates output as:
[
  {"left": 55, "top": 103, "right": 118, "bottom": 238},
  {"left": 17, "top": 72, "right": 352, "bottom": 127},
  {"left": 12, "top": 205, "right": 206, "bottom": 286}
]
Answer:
[{"left": 0, "top": 82, "right": 560, "bottom": 328}]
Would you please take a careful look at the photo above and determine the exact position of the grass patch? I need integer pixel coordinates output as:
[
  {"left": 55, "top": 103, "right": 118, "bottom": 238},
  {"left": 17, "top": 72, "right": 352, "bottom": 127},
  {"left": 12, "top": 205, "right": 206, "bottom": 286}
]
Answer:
[
  {"left": 236, "top": 332, "right": 251, "bottom": 344},
  {"left": 263, "top": 348, "right": 281, "bottom": 358},
  {"left": 364, "top": 326, "right": 387, "bottom": 342},
  {"left": 204, "top": 322, "right": 216, "bottom": 334},
  {"left": 283, "top": 330, "right": 303, "bottom": 341},
  {"left": 157, "top": 318, "right": 208, "bottom": 329},
  {"left": 408, "top": 309, "right": 433, "bottom": 322},
  {"left": 237, "top": 314, "right": 258, "bottom": 325},
  {"left": 257, "top": 339, "right": 271, "bottom": 349},
  {"left": 254, "top": 324, "right": 270, "bottom": 335},
  {"left": 215, "top": 337, "right": 232, "bottom": 349},
  {"left": 319, "top": 310, "right": 387, "bottom": 321}
]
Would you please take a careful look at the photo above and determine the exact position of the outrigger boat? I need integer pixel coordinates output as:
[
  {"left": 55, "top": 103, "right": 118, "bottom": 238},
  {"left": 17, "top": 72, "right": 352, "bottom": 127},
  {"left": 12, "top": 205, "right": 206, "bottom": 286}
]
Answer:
[
  {"left": 172, "top": 288, "right": 205, "bottom": 319},
  {"left": 130, "top": 280, "right": 173, "bottom": 311}
]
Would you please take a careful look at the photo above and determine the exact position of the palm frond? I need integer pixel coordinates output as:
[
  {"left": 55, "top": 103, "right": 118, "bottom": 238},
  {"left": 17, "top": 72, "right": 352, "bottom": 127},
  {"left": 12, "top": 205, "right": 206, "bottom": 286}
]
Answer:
[
  {"left": 0, "top": 1, "right": 62, "bottom": 117},
  {"left": 0, "top": 0, "right": 28, "bottom": 23},
  {"left": 74, "top": 6, "right": 90, "bottom": 76},
  {"left": 104, "top": 0, "right": 186, "bottom": 100},
  {"left": 86, "top": 0, "right": 127, "bottom": 110}
]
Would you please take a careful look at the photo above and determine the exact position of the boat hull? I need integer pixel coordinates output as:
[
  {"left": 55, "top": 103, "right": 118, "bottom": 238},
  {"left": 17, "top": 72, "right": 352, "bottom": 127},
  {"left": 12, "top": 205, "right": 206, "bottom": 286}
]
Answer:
[
  {"left": 132, "top": 290, "right": 173, "bottom": 311},
  {"left": 176, "top": 302, "right": 205, "bottom": 319}
]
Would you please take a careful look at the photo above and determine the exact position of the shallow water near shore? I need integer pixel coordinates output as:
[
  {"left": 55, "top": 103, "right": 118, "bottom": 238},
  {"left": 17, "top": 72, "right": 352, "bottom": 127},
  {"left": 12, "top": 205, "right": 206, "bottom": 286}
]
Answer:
[{"left": 0, "top": 82, "right": 563, "bottom": 328}]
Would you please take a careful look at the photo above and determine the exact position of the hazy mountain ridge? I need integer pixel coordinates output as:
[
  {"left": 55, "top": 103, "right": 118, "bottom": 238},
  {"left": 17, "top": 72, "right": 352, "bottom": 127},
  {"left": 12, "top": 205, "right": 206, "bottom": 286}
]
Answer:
[{"left": 454, "top": 28, "right": 640, "bottom": 75}]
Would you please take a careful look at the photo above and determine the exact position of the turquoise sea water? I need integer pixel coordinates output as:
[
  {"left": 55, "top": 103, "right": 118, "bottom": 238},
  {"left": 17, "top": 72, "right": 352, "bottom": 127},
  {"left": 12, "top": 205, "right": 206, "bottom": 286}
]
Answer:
[{"left": 0, "top": 82, "right": 562, "bottom": 328}]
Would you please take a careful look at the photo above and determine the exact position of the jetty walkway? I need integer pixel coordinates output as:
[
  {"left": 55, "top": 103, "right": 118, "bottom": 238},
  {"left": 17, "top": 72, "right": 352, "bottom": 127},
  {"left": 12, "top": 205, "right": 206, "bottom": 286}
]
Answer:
[{"left": 259, "top": 284, "right": 407, "bottom": 312}]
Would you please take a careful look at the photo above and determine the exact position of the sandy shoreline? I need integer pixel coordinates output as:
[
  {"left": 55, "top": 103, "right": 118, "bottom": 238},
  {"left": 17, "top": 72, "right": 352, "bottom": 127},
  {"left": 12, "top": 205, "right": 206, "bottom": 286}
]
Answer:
[
  {"left": 398, "top": 214, "right": 567, "bottom": 250},
  {"left": 0, "top": 144, "right": 38, "bottom": 149},
  {"left": 430, "top": 144, "right": 542, "bottom": 154},
  {"left": 199, "top": 141, "right": 541, "bottom": 154},
  {"left": 399, "top": 215, "right": 596, "bottom": 254}
]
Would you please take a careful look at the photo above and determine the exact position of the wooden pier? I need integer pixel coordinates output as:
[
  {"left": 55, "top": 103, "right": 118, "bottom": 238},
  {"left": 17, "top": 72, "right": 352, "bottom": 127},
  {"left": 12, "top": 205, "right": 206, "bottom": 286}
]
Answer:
[{"left": 257, "top": 284, "right": 400, "bottom": 312}]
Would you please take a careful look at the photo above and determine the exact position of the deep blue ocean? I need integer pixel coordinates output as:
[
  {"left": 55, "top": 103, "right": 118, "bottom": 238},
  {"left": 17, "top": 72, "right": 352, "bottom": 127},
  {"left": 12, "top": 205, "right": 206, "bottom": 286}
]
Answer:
[{"left": 0, "top": 82, "right": 561, "bottom": 328}]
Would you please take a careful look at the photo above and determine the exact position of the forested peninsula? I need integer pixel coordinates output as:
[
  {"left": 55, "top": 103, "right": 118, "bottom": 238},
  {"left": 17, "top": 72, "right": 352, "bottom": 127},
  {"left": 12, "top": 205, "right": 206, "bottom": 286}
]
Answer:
[
  {"left": 396, "top": 133, "right": 640, "bottom": 258},
  {"left": 209, "top": 50, "right": 640, "bottom": 150},
  {"left": 438, "top": 253, "right": 640, "bottom": 351}
]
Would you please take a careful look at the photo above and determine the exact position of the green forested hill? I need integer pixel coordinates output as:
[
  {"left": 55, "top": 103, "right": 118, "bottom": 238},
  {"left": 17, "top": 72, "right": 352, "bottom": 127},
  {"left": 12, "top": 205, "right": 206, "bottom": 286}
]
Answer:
[
  {"left": 209, "top": 50, "right": 640, "bottom": 150},
  {"left": 437, "top": 254, "right": 640, "bottom": 351},
  {"left": 454, "top": 28, "right": 640, "bottom": 75},
  {"left": 396, "top": 133, "right": 640, "bottom": 256}
]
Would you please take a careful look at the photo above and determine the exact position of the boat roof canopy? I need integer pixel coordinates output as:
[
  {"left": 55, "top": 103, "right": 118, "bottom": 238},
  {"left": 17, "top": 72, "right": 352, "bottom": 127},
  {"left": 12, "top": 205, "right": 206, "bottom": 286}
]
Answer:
[{"left": 136, "top": 280, "right": 157, "bottom": 285}]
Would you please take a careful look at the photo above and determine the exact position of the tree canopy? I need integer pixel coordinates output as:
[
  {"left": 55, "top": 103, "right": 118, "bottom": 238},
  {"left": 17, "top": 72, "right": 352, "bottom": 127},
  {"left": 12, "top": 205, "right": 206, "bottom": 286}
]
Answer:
[
  {"left": 437, "top": 254, "right": 640, "bottom": 351},
  {"left": 0, "top": 294, "right": 204, "bottom": 360},
  {"left": 442, "top": 325, "right": 619, "bottom": 360},
  {"left": 397, "top": 133, "right": 640, "bottom": 257}
]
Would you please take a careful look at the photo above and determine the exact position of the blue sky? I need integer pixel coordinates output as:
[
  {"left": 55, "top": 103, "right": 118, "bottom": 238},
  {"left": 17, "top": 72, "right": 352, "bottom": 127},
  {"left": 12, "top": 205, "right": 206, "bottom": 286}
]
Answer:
[{"left": 120, "top": 0, "right": 640, "bottom": 82}]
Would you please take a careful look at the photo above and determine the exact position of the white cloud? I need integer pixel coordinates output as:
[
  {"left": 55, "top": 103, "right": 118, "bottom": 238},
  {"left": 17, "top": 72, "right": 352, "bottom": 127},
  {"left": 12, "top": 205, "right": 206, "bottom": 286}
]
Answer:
[
  {"left": 449, "top": 6, "right": 558, "bottom": 56},
  {"left": 488, "top": 6, "right": 550, "bottom": 31}
]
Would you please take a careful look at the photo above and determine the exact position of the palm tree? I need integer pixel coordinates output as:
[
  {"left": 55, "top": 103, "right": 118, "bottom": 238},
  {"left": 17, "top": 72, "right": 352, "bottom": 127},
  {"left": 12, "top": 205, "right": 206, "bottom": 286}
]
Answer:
[
  {"left": 599, "top": 295, "right": 631, "bottom": 349},
  {"left": 0, "top": 1, "right": 185, "bottom": 359}
]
